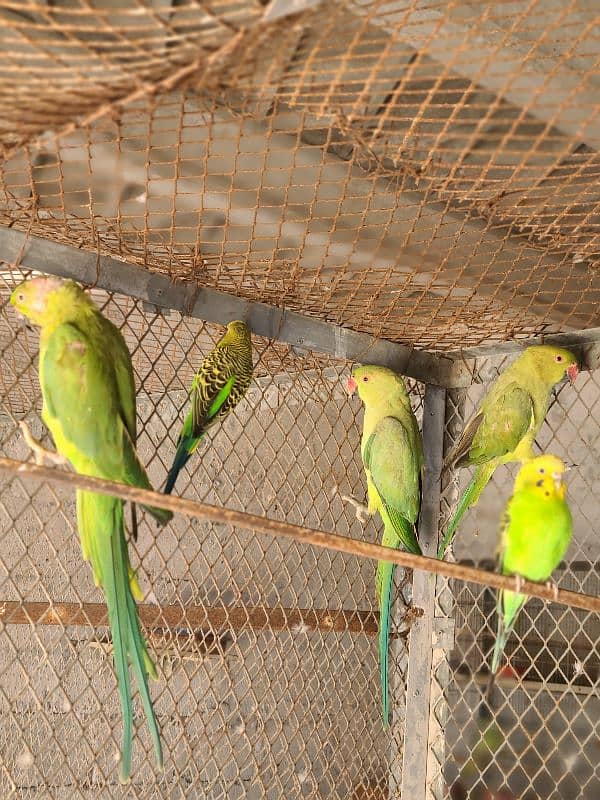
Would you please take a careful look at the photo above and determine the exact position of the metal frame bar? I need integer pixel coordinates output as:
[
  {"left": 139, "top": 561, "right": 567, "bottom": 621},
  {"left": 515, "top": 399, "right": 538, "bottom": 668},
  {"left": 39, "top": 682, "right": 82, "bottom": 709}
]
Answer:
[
  {"left": 401, "top": 384, "right": 447, "bottom": 800},
  {"left": 0, "top": 227, "right": 469, "bottom": 388},
  {"left": 5, "top": 227, "right": 600, "bottom": 382},
  {"left": 0, "top": 600, "right": 378, "bottom": 637},
  {"left": 450, "top": 329, "right": 600, "bottom": 375}
]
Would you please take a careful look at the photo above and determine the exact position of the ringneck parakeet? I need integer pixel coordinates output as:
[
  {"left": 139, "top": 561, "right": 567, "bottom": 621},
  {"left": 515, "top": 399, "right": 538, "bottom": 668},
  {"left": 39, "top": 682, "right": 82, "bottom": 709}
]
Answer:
[
  {"left": 439, "top": 345, "right": 578, "bottom": 558},
  {"left": 164, "top": 320, "right": 253, "bottom": 494},
  {"left": 491, "top": 454, "right": 572, "bottom": 675},
  {"left": 346, "top": 365, "right": 423, "bottom": 728},
  {"left": 11, "top": 276, "right": 172, "bottom": 783}
]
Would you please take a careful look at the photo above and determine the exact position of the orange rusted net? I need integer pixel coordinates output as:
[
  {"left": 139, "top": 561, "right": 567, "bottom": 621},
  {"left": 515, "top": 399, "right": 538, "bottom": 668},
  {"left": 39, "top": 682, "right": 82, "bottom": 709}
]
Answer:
[{"left": 0, "top": 1, "right": 598, "bottom": 352}]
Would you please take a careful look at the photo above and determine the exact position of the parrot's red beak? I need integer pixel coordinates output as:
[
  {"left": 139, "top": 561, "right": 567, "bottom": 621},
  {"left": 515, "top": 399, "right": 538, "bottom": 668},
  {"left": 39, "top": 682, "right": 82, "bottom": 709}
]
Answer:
[
  {"left": 567, "top": 363, "right": 579, "bottom": 383},
  {"left": 346, "top": 376, "right": 358, "bottom": 396}
]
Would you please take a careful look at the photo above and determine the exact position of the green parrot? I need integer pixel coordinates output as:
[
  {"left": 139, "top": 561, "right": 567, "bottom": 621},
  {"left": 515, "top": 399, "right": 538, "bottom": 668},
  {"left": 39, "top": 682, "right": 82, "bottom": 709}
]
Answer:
[
  {"left": 11, "top": 276, "right": 172, "bottom": 783},
  {"left": 346, "top": 365, "right": 423, "bottom": 728},
  {"left": 491, "top": 454, "right": 572, "bottom": 675},
  {"left": 439, "top": 345, "right": 578, "bottom": 558},
  {"left": 164, "top": 320, "right": 253, "bottom": 494}
]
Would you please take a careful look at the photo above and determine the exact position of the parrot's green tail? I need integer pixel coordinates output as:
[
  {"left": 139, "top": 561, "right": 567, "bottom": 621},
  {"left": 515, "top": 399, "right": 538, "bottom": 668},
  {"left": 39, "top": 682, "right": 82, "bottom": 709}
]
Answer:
[
  {"left": 78, "top": 490, "right": 162, "bottom": 783},
  {"left": 164, "top": 434, "right": 199, "bottom": 495},
  {"left": 438, "top": 463, "right": 495, "bottom": 559},
  {"left": 491, "top": 589, "right": 525, "bottom": 675},
  {"left": 377, "top": 559, "right": 395, "bottom": 730},
  {"left": 377, "top": 514, "right": 418, "bottom": 728}
]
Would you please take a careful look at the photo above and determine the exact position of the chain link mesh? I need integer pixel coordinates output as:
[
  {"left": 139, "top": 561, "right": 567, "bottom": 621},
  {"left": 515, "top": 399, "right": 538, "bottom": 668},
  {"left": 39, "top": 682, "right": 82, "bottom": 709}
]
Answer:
[
  {"left": 0, "top": 265, "right": 423, "bottom": 797},
  {"left": 1, "top": 1, "right": 600, "bottom": 797}
]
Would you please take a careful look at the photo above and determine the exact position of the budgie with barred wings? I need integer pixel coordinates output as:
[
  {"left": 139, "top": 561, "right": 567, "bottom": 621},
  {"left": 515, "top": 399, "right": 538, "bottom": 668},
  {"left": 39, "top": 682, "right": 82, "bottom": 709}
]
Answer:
[{"left": 164, "top": 320, "right": 253, "bottom": 494}]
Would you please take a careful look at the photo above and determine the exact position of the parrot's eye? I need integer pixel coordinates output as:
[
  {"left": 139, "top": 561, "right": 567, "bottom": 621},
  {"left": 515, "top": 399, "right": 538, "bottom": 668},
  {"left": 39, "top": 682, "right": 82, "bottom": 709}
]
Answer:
[
  {"left": 539, "top": 468, "right": 545, "bottom": 473},
  {"left": 363, "top": 376, "right": 369, "bottom": 382},
  {"left": 555, "top": 355, "right": 563, "bottom": 362},
  {"left": 17, "top": 293, "right": 24, "bottom": 303}
]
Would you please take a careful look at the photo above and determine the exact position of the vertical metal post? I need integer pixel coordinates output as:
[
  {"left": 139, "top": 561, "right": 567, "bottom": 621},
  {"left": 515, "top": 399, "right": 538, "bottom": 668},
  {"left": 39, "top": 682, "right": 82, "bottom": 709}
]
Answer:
[{"left": 400, "top": 383, "right": 447, "bottom": 800}]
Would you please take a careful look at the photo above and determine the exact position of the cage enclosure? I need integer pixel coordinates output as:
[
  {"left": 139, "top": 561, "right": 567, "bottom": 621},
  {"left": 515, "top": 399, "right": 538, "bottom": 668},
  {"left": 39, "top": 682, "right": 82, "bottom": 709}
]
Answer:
[{"left": 0, "top": 1, "right": 599, "bottom": 798}]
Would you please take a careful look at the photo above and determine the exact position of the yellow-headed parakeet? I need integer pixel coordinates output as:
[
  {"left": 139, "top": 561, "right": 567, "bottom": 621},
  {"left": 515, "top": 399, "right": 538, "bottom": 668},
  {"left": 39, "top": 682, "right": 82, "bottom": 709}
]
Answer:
[
  {"left": 346, "top": 365, "right": 423, "bottom": 727},
  {"left": 491, "top": 454, "right": 572, "bottom": 674},
  {"left": 11, "top": 276, "right": 172, "bottom": 782},
  {"left": 439, "top": 345, "right": 578, "bottom": 558},
  {"left": 164, "top": 320, "right": 253, "bottom": 494}
]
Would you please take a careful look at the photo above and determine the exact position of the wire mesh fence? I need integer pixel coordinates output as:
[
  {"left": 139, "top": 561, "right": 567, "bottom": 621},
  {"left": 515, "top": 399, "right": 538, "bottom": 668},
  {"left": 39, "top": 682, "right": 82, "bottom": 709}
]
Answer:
[
  {"left": 0, "top": 266, "right": 424, "bottom": 798},
  {"left": 3, "top": 264, "right": 599, "bottom": 798},
  {"left": 0, "top": 1, "right": 600, "bottom": 798}
]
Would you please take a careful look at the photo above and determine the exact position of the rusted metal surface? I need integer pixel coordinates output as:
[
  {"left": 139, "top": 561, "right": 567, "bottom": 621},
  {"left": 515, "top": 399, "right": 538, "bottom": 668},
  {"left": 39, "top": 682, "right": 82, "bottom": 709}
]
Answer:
[{"left": 0, "top": 600, "right": 379, "bottom": 637}]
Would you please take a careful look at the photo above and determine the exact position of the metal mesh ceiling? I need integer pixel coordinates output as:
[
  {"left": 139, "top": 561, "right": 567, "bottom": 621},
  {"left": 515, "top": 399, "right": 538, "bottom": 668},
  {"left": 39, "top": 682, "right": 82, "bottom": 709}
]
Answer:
[{"left": 0, "top": 0, "right": 598, "bottom": 351}]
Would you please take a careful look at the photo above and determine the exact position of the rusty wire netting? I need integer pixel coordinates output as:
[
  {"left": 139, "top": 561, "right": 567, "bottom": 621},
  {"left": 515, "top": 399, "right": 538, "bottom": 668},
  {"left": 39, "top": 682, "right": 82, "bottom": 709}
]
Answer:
[
  {"left": 1, "top": 1, "right": 600, "bottom": 799},
  {"left": 0, "top": 1, "right": 599, "bottom": 351},
  {"left": 0, "top": 265, "right": 423, "bottom": 798},
  {"left": 434, "top": 359, "right": 600, "bottom": 800}
]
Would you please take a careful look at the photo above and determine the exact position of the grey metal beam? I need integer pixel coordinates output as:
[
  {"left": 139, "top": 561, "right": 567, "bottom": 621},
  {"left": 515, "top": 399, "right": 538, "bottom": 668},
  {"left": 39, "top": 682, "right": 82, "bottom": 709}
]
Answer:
[
  {"left": 450, "top": 328, "right": 600, "bottom": 376},
  {"left": 0, "top": 226, "right": 469, "bottom": 388},
  {"left": 449, "top": 327, "right": 600, "bottom": 359},
  {"left": 401, "top": 383, "right": 446, "bottom": 800}
]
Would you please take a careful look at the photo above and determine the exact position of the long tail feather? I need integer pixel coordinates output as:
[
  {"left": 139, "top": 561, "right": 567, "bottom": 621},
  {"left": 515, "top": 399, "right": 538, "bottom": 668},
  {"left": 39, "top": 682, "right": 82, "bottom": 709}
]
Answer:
[
  {"left": 377, "top": 514, "right": 417, "bottom": 727},
  {"left": 164, "top": 435, "right": 197, "bottom": 495},
  {"left": 438, "top": 462, "right": 495, "bottom": 559},
  {"left": 491, "top": 589, "right": 525, "bottom": 675},
  {"left": 78, "top": 490, "right": 162, "bottom": 782},
  {"left": 376, "top": 560, "right": 395, "bottom": 729}
]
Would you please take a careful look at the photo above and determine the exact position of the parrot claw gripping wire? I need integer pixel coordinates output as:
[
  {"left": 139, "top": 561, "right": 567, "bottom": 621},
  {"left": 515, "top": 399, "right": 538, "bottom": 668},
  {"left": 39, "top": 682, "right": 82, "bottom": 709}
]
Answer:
[
  {"left": 341, "top": 495, "right": 370, "bottom": 525},
  {"left": 19, "top": 421, "right": 67, "bottom": 467},
  {"left": 545, "top": 579, "right": 560, "bottom": 601}
]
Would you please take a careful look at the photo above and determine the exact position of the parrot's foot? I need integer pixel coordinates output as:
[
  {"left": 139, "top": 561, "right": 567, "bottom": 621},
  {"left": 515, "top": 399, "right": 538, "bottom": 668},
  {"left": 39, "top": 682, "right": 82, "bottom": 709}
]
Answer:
[
  {"left": 513, "top": 573, "right": 525, "bottom": 594},
  {"left": 545, "top": 579, "right": 560, "bottom": 601},
  {"left": 19, "top": 421, "right": 66, "bottom": 467},
  {"left": 341, "top": 495, "right": 370, "bottom": 525}
]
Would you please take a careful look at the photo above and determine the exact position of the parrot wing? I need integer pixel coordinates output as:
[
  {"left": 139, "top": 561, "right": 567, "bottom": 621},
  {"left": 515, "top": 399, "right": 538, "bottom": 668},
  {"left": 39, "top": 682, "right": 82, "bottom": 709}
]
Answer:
[
  {"left": 191, "top": 356, "right": 237, "bottom": 438},
  {"left": 103, "top": 322, "right": 143, "bottom": 537},
  {"left": 447, "top": 383, "right": 534, "bottom": 468},
  {"left": 42, "top": 322, "right": 147, "bottom": 485},
  {"left": 363, "top": 415, "right": 421, "bottom": 528},
  {"left": 108, "top": 322, "right": 138, "bottom": 442}
]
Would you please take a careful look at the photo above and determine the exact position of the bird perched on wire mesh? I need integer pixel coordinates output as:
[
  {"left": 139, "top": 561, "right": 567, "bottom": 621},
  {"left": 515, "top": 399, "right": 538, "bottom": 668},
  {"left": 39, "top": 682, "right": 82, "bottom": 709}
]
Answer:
[
  {"left": 11, "top": 276, "right": 171, "bottom": 783},
  {"left": 439, "top": 345, "right": 578, "bottom": 559},
  {"left": 490, "top": 454, "right": 572, "bottom": 676},
  {"left": 346, "top": 365, "right": 423, "bottom": 728},
  {"left": 164, "top": 320, "right": 253, "bottom": 494}
]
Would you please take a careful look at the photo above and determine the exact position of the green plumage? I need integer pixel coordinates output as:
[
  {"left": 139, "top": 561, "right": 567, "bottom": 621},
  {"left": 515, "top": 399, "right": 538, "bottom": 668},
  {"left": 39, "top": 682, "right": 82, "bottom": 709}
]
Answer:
[
  {"left": 165, "top": 320, "right": 253, "bottom": 494},
  {"left": 349, "top": 365, "right": 423, "bottom": 728},
  {"left": 491, "top": 455, "right": 572, "bottom": 675},
  {"left": 440, "top": 345, "right": 578, "bottom": 558},
  {"left": 11, "top": 277, "right": 171, "bottom": 782}
]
